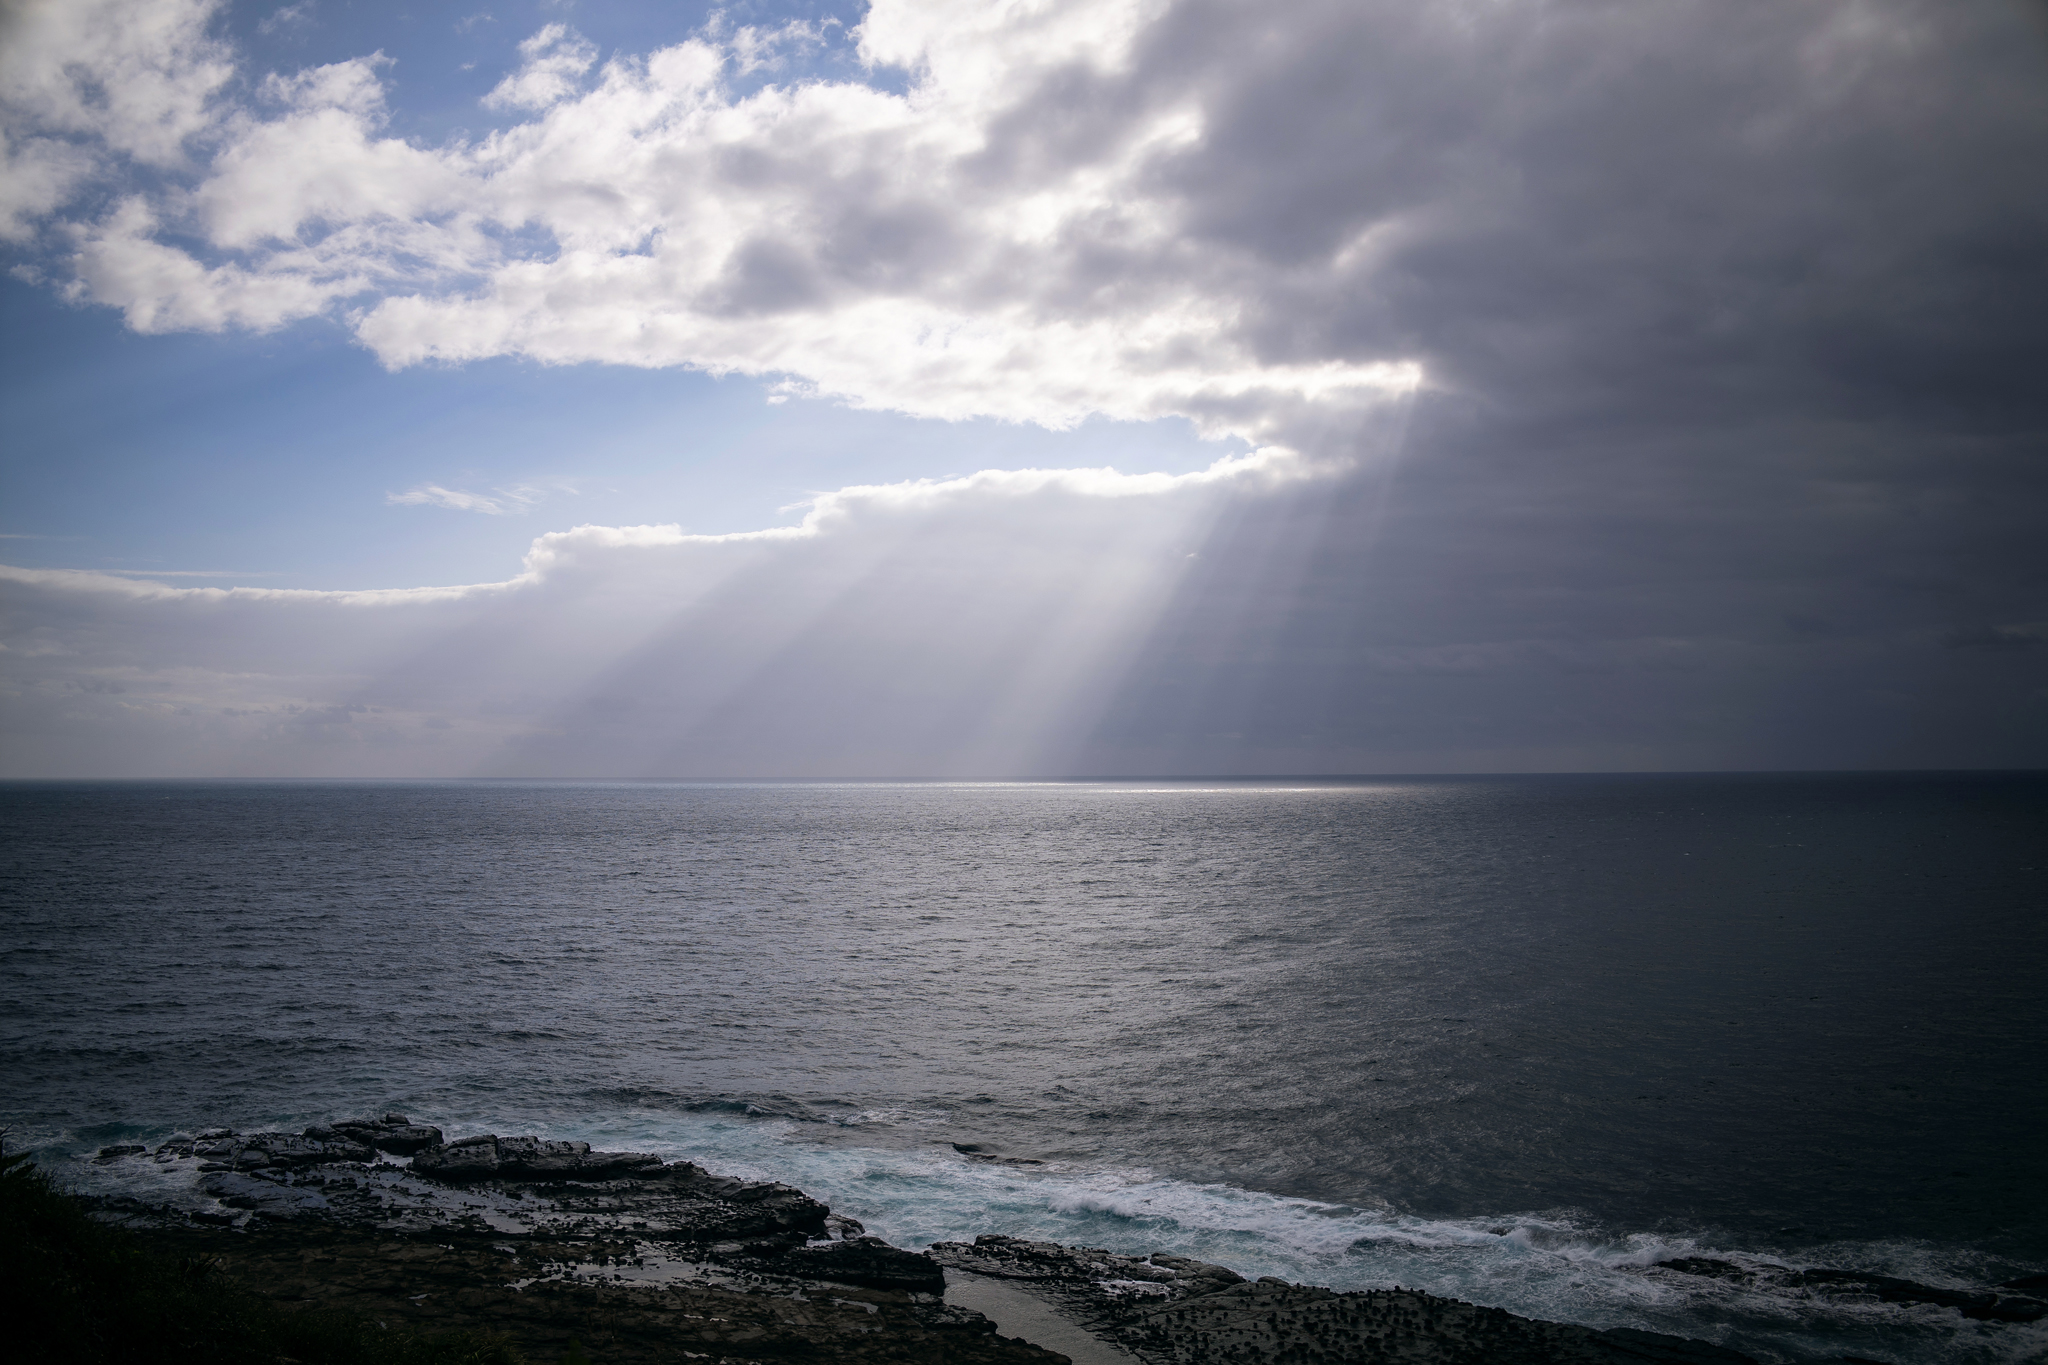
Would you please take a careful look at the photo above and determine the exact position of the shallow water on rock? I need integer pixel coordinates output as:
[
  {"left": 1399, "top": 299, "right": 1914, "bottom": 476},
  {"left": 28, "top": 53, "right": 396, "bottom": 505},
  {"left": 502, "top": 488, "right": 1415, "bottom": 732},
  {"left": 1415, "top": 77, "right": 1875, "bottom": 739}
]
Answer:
[{"left": 4, "top": 774, "right": 2044, "bottom": 1363}]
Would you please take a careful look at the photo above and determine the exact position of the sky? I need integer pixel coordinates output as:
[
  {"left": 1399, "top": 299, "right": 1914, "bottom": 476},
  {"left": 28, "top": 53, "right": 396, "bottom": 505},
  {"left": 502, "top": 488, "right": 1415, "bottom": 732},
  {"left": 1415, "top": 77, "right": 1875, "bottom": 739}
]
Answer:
[{"left": 0, "top": 0, "right": 2044, "bottom": 779}]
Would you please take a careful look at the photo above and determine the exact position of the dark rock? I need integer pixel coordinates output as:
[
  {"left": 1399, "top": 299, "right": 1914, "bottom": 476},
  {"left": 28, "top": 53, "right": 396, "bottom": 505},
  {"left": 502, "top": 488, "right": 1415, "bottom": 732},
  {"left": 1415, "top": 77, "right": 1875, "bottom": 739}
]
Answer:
[
  {"left": 943, "top": 1232, "right": 1230, "bottom": 1284},
  {"left": 411, "top": 1133, "right": 502, "bottom": 1178},
  {"left": 1796, "top": 1268, "right": 1995, "bottom": 1311},
  {"left": 410, "top": 1134, "right": 665, "bottom": 1181},
  {"left": 495, "top": 1136, "right": 593, "bottom": 1174},
  {"left": 379, "top": 1136, "right": 830, "bottom": 1244},
  {"left": 375, "top": 1126, "right": 442, "bottom": 1154},
  {"left": 1656, "top": 1257, "right": 1751, "bottom": 1281},
  {"left": 198, "top": 1170, "right": 331, "bottom": 1219},
  {"left": 543, "top": 1168, "right": 831, "bottom": 1243},
  {"left": 249, "top": 1131, "right": 376, "bottom": 1168},
  {"left": 318, "top": 1115, "right": 444, "bottom": 1155},
  {"left": 780, "top": 1236, "right": 947, "bottom": 1292},
  {"left": 171, "top": 1130, "right": 377, "bottom": 1171},
  {"left": 934, "top": 1236, "right": 1761, "bottom": 1364},
  {"left": 2001, "top": 1273, "right": 2048, "bottom": 1292},
  {"left": 1979, "top": 1296, "right": 2046, "bottom": 1323},
  {"left": 94, "top": 1144, "right": 146, "bottom": 1162},
  {"left": 1790, "top": 1269, "right": 2032, "bottom": 1321},
  {"left": 506, "top": 1135, "right": 665, "bottom": 1179},
  {"left": 1185, "top": 1262, "right": 1247, "bottom": 1294},
  {"left": 949, "top": 1142, "right": 1045, "bottom": 1167}
]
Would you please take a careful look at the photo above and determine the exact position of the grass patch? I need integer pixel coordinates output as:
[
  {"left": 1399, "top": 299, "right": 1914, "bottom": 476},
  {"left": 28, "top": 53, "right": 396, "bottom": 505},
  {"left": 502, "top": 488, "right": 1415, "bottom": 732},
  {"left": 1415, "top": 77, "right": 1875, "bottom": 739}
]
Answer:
[{"left": 1, "top": 1146, "right": 527, "bottom": 1365}]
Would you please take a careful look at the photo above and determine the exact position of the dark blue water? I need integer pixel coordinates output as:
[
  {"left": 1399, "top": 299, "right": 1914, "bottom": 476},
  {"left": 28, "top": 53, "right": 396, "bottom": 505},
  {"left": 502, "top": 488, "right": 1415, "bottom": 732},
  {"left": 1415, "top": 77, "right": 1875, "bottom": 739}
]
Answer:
[{"left": 3, "top": 775, "right": 2043, "bottom": 1362}]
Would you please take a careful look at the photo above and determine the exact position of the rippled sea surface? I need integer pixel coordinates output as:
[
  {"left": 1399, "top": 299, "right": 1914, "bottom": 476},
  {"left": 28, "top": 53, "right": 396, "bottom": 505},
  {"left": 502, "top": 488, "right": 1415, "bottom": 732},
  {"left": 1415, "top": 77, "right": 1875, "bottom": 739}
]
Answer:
[{"left": 3, "top": 775, "right": 2044, "bottom": 1363}]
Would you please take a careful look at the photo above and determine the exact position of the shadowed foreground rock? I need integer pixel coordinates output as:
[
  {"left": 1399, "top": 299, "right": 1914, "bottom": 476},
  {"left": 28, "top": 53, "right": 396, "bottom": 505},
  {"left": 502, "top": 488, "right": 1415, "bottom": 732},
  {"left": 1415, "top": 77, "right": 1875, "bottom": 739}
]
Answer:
[
  {"left": 933, "top": 1236, "right": 1760, "bottom": 1365},
  {"left": 100, "top": 1118, "right": 1048, "bottom": 1363},
  {"left": 126, "top": 1223, "right": 1050, "bottom": 1365}
]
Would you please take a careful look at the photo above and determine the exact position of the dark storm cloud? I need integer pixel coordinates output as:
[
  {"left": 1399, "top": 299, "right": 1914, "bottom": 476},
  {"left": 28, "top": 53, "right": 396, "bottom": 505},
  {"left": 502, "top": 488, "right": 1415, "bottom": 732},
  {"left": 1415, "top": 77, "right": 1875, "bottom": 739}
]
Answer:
[
  {"left": 1042, "top": 0, "right": 2048, "bottom": 771},
  {"left": 1086, "top": 415, "right": 2044, "bottom": 771},
  {"left": 1136, "top": 0, "right": 2048, "bottom": 427}
]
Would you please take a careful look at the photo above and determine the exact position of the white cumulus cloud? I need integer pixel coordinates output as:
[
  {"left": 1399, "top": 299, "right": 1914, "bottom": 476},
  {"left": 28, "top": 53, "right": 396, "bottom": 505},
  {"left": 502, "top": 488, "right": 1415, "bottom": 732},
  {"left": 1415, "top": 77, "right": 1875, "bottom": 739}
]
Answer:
[
  {"left": 482, "top": 23, "right": 599, "bottom": 110},
  {"left": 0, "top": 0, "right": 233, "bottom": 167},
  {"left": 0, "top": 0, "right": 1425, "bottom": 457}
]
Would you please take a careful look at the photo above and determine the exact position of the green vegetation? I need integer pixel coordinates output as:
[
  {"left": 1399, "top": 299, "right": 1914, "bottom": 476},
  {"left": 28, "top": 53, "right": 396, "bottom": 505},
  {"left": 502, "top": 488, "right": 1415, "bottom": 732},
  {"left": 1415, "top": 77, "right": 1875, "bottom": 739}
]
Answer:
[{"left": 0, "top": 1146, "right": 526, "bottom": 1365}]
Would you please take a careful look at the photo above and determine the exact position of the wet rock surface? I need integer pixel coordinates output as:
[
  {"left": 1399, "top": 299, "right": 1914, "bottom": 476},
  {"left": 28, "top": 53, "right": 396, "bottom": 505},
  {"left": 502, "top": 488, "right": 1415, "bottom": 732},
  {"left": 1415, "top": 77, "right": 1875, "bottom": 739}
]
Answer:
[
  {"left": 317, "top": 1113, "right": 446, "bottom": 1155},
  {"left": 767, "top": 1235, "right": 946, "bottom": 1293},
  {"left": 198, "top": 1169, "right": 334, "bottom": 1218},
  {"left": 933, "top": 1236, "right": 1764, "bottom": 1365},
  {"left": 413, "top": 1135, "right": 668, "bottom": 1182},
  {"left": 114, "top": 1120, "right": 834, "bottom": 1247}
]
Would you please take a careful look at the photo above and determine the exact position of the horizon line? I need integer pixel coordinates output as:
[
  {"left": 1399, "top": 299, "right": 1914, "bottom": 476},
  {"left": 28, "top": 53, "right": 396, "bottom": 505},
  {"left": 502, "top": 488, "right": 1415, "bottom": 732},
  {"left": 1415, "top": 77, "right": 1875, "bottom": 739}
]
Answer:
[{"left": 2, "top": 767, "right": 2043, "bottom": 786}]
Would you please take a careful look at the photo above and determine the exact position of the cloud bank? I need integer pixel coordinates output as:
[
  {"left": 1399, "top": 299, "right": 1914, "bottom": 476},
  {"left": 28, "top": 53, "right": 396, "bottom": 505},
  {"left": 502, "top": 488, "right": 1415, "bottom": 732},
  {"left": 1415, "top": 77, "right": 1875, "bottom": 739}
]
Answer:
[
  {"left": 1, "top": 457, "right": 1303, "bottom": 776},
  {"left": 2, "top": 0, "right": 2044, "bottom": 775}
]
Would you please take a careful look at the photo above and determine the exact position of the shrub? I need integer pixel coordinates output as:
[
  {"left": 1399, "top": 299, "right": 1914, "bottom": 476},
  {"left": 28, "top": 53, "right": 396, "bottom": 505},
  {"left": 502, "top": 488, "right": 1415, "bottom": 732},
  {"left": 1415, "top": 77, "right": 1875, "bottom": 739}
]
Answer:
[{"left": 0, "top": 1147, "right": 527, "bottom": 1365}]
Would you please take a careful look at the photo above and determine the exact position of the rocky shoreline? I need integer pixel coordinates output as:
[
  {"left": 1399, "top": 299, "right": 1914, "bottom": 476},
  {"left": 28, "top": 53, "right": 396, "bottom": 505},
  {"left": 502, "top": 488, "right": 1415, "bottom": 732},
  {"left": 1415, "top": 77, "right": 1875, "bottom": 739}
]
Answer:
[{"left": 81, "top": 1115, "right": 2044, "bottom": 1364}]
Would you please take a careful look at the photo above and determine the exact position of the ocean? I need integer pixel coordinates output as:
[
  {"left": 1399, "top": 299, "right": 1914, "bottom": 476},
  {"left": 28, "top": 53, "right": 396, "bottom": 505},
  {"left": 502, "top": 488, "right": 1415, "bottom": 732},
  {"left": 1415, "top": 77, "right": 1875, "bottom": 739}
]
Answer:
[{"left": 2, "top": 774, "right": 2043, "bottom": 1363}]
